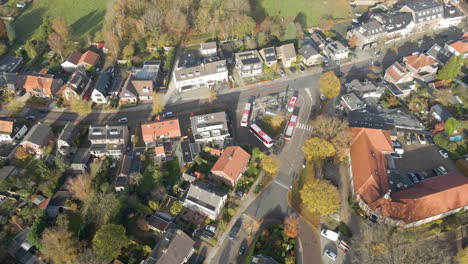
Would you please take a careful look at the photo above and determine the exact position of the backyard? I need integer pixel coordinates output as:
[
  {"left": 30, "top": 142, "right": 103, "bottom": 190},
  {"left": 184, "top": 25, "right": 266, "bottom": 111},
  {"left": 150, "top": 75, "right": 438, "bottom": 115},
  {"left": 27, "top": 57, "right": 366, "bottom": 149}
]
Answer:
[
  {"left": 12, "top": 0, "right": 110, "bottom": 44},
  {"left": 249, "top": 224, "right": 296, "bottom": 264},
  {"left": 251, "top": 0, "right": 352, "bottom": 26}
]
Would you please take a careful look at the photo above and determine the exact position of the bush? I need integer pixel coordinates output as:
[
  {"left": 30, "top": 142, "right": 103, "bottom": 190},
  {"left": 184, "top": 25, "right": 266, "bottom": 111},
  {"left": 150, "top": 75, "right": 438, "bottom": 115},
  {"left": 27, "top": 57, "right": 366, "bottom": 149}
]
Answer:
[{"left": 336, "top": 222, "right": 352, "bottom": 238}]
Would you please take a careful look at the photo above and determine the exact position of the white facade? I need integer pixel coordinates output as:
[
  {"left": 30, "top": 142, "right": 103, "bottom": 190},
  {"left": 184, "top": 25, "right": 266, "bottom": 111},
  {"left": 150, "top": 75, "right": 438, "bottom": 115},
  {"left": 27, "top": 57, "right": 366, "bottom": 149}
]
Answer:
[
  {"left": 91, "top": 89, "right": 108, "bottom": 104},
  {"left": 60, "top": 61, "right": 78, "bottom": 71},
  {"left": 174, "top": 67, "right": 228, "bottom": 93},
  {"left": 0, "top": 124, "right": 28, "bottom": 142}
]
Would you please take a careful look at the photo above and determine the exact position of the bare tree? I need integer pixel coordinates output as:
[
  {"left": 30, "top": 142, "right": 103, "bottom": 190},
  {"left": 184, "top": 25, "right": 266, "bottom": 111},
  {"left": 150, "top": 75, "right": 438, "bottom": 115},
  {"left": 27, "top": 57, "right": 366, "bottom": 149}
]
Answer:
[
  {"left": 47, "top": 32, "right": 65, "bottom": 59},
  {"left": 52, "top": 17, "right": 71, "bottom": 40},
  {"left": 143, "top": 7, "right": 163, "bottom": 36},
  {"left": 66, "top": 174, "right": 92, "bottom": 202},
  {"left": 164, "top": 9, "right": 188, "bottom": 34}
]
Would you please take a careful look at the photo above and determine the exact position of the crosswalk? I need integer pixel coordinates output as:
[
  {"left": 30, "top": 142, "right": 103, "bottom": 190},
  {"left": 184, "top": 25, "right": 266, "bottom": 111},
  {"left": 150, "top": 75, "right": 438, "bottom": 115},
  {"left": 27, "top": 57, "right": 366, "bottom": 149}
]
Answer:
[{"left": 296, "top": 122, "right": 313, "bottom": 131}]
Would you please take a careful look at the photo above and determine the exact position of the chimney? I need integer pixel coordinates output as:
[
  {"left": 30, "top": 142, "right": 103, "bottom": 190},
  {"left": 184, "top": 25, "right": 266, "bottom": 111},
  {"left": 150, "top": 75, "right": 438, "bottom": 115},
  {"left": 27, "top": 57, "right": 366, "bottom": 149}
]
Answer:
[
  {"left": 384, "top": 189, "right": 392, "bottom": 199},
  {"left": 228, "top": 155, "right": 233, "bottom": 160}
]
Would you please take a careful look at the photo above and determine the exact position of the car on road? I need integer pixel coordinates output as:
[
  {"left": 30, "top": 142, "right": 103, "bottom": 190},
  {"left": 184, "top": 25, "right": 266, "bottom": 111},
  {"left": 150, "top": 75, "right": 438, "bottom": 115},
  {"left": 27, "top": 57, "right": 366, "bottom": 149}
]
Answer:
[
  {"left": 238, "top": 246, "right": 246, "bottom": 255},
  {"left": 393, "top": 148, "right": 404, "bottom": 155},
  {"left": 26, "top": 115, "right": 35, "bottom": 121},
  {"left": 375, "top": 51, "right": 384, "bottom": 56},
  {"left": 425, "top": 135, "right": 435, "bottom": 144},
  {"left": 205, "top": 225, "right": 217, "bottom": 233},
  {"left": 441, "top": 34, "right": 448, "bottom": 39},
  {"left": 417, "top": 135, "right": 426, "bottom": 144},
  {"left": 289, "top": 67, "right": 296, "bottom": 73},
  {"left": 439, "top": 150, "right": 448, "bottom": 158},
  {"left": 229, "top": 219, "right": 242, "bottom": 239},
  {"left": 391, "top": 153, "right": 402, "bottom": 159},
  {"left": 39, "top": 109, "right": 49, "bottom": 114},
  {"left": 279, "top": 68, "right": 285, "bottom": 77},
  {"left": 373, "top": 61, "right": 381, "bottom": 67},
  {"left": 321, "top": 229, "right": 339, "bottom": 241},
  {"left": 336, "top": 71, "right": 344, "bottom": 77},
  {"left": 392, "top": 140, "right": 402, "bottom": 148},
  {"left": 324, "top": 60, "right": 329, "bottom": 67},
  {"left": 410, "top": 134, "right": 417, "bottom": 144},
  {"left": 404, "top": 134, "right": 412, "bottom": 145},
  {"left": 298, "top": 66, "right": 305, "bottom": 73},
  {"left": 437, "top": 166, "right": 448, "bottom": 175},
  {"left": 324, "top": 249, "right": 338, "bottom": 261},
  {"left": 118, "top": 117, "right": 128, "bottom": 123}
]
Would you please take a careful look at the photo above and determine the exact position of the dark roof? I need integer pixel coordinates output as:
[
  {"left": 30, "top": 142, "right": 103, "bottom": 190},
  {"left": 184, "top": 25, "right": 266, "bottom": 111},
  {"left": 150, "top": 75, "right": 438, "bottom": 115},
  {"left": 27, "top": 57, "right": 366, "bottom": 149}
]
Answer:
[
  {"left": 299, "top": 44, "right": 319, "bottom": 60},
  {"left": 144, "top": 228, "right": 195, "bottom": 264},
  {"left": 241, "top": 57, "right": 261, "bottom": 65},
  {"left": 443, "top": 4, "right": 462, "bottom": 19},
  {"left": 0, "top": 56, "right": 23, "bottom": 73},
  {"left": 181, "top": 140, "right": 193, "bottom": 163},
  {"left": 0, "top": 72, "right": 18, "bottom": 87},
  {"left": 377, "top": 12, "right": 413, "bottom": 33},
  {"left": 426, "top": 43, "right": 453, "bottom": 65},
  {"left": 404, "top": 0, "right": 443, "bottom": 12},
  {"left": 326, "top": 41, "right": 348, "bottom": 54},
  {"left": 348, "top": 106, "right": 425, "bottom": 131},
  {"left": 22, "top": 124, "right": 52, "bottom": 146},
  {"left": 431, "top": 104, "right": 453, "bottom": 122},
  {"left": 67, "top": 68, "right": 91, "bottom": 94},
  {"left": 358, "top": 19, "right": 385, "bottom": 37},
  {"left": 147, "top": 213, "right": 173, "bottom": 232},
  {"left": 178, "top": 50, "right": 201, "bottom": 68},
  {"left": 58, "top": 122, "right": 78, "bottom": 143},
  {"left": 262, "top": 47, "right": 277, "bottom": 62},
  {"left": 115, "top": 176, "right": 128, "bottom": 187},
  {"left": 250, "top": 255, "right": 279, "bottom": 264},
  {"left": 71, "top": 148, "right": 90, "bottom": 164},
  {"left": 94, "top": 72, "right": 112, "bottom": 94},
  {"left": 48, "top": 190, "right": 70, "bottom": 207}
]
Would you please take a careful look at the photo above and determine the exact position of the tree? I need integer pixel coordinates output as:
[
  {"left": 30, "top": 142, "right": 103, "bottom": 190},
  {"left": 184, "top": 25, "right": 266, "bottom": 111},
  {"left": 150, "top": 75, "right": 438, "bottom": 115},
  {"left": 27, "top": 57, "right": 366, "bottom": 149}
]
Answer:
[
  {"left": 75, "top": 249, "right": 107, "bottom": 264},
  {"left": 445, "top": 117, "right": 458, "bottom": 135},
  {"left": 24, "top": 39, "right": 39, "bottom": 59},
  {"left": 207, "top": 89, "right": 217, "bottom": 103},
  {"left": 55, "top": 155, "right": 69, "bottom": 173},
  {"left": 63, "top": 94, "right": 92, "bottom": 117},
  {"left": 454, "top": 247, "right": 468, "bottom": 264},
  {"left": 284, "top": 256, "right": 295, "bottom": 264},
  {"left": 233, "top": 14, "right": 255, "bottom": 38},
  {"left": 38, "top": 16, "right": 53, "bottom": 40},
  {"left": 151, "top": 92, "right": 165, "bottom": 115},
  {"left": 67, "top": 174, "right": 92, "bottom": 202},
  {"left": 148, "top": 200, "right": 160, "bottom": 211},
  {"left": 27, "top": 211, "right": 48, "bottom": 248},
  {"left": 34, "top": 159, "right": 55, "bottom": 179},
  {"left": 301, "top": 137, "right": 335, "bottom": 162},
  {"left": 300, "top": 178, "right": 340, "bottom": 215},
  {"left": 85, "top": 192, "right": 121, "bottom": 228},
  {"left": 143, "top": 7, "right": 163, "bottom": 36},
  {"left": 170, "top": 200, "right": 183, "bottom": 216},
  {"left": 164, "top": 9, "right": 188, "bottom": 34},
  {"left": 47, "top": 32, "right": 65, "bottom": 59},
  {"left": 261, "top": 155, "right": 280, "bottom": 175},
  {"left": 437, "top": 55, "right": 462, "bottom": 81},
  {"left": 5, "top": 93, "right": 25, "bottom": 114},
  {"left": 93, "top": 224, "right": 129, "bottom": 260},
  {"left": 319, "top": 71, "right": 341, "bottom": 99},
  {"left": 129, "top": 172, "right": 143, "bottom": 186},
  {"left": 41, "top": 226, "right": 79, "bottom": 264},
  {"left": 312, "top": 116, "right": 352, "bottom": 162},
  {"left": 348, "top": 35, "right": 358, "bottom": 47},
  {"left": 0, "top": 42, "right": 6, "bottom": 56},
  {"left": 122, "top": 43, "right": 135, "bottom": 60},
  {"left": 284, "top": 216, "right": 299, "bottom": 238},
  {"left": 52, "top": 17, "right": 71, "bottom": 41},
  {"left": 15, "top": 146, "right": 30, "bottom": 160}
]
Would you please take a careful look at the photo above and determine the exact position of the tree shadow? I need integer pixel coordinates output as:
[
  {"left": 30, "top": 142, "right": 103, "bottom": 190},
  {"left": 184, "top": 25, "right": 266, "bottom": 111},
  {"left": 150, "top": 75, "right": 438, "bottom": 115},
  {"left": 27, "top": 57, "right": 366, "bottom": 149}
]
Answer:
[
  {"left": 12, "top": 7, "right": 47, "bottom": 44},
  {"left": 71, "top": 10, "right": 106, "bottom": 38},
  {"left": 249, "top": 0, "right": 267, "bottom": 22},
  {"left": 295, "top": 12, "right": 307, "bottom": 28}
]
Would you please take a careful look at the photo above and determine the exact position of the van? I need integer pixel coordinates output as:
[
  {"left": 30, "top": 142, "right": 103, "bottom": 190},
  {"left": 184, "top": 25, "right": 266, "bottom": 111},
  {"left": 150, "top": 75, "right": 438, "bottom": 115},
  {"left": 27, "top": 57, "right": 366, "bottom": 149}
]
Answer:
[
  {"left": 393, "top": 148, "right": 404, "bottom": 155},
  {"left": 321, "top": 229, "right": 339, "bottom": 241}
]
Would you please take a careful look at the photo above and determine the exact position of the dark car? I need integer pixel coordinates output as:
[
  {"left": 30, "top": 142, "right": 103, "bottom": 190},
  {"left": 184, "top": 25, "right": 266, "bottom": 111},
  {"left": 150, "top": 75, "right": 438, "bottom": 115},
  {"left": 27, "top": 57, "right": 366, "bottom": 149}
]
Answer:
[
  {"left": 441, "top": 34, "right": 448, "bottom": 39},
  {"left": 414, "top": 172, "right": 424, "bottom": 181},
  {"left": 289, "top": 67, "right": 296, "bottom": 73},
  {"left": 229, "top": 219, "right": 242, "bottom": 239},
  {"left": 336, "top": 71, "right": 344, "bottom": 77},
  {"left": 410, "top": 133, "right": 417, "bottom": 144},
  {"left": 432, "top": 168, "right": 441, "bottom": 176},
  {"left": 39, "top": 109, "right": 49, "bottom": 114},
  {"left": 299, "top": 66, "right": 305, "bottom": 73},
  {"left": 238, "top": 246, "right": 246, "bottom": 255},
  {"left": 425, "top": 135, "right": 435, "bottom": 144}
]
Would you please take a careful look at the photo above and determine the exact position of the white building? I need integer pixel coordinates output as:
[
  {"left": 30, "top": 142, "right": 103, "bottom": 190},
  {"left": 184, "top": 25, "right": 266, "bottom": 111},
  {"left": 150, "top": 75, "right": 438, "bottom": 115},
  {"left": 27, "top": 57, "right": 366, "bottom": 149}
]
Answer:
[
  {"left": 0, "top": 119, "right": 27, "bottom": 143},
  {"left": 183, "top": 181, "right": 227, "bottom": 219}
]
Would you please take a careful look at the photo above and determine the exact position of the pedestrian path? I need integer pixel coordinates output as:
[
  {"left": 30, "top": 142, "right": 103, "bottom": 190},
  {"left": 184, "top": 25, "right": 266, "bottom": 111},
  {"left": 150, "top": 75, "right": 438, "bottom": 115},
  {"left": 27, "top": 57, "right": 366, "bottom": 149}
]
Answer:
[{"left": 297, "top": 122, "right": 313, "bottom": 131}]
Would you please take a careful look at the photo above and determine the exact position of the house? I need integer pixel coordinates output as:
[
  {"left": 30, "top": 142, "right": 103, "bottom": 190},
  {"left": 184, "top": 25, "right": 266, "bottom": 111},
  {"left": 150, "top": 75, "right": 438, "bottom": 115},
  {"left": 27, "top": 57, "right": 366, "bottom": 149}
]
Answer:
[
  {"left": 310, "top": 32, "right": 327, "bottom": 50},
  {"left": 427, "top": 43, "right": 454, "bottom": 65},
  {"left": 19, "top": 124, "right": 54, "bottom": 156},
  {"left": 250, "top": 255, "right": 279, "bottom": 264},
  {"left": 341, "top": 93, "right": 366, "bottom": 111},
  {"left": 180, "top": 140, "right": 201, "bottom": 164},
  {"left": 431, "top": 104, "right": 453, "bottom": 122},
  {"left": 399, "top": 1, "right": 444, "bottom": 29},
  {"left": 374, "top": 12, "right": 414, "bottom": 39},
  {"left": 190, "top": 112, "right": 230, "bottom": 143},
  {"left": 0, "top": 166, "right": 20, "bottom": 181},
  {"left": 200, "top": 42, "right": 218, "bottom": 56},
  {"left": 119, "top": 76, "right": 153, "bottom": 103},
  {"left": 173, "top": 46, "right": 228, "bottom": 93},
  {"left": 70, "top": 148, "right": 90, "bottom": 174},
  {"left": 299, "top": 44, "right": 323, "bottom": 66},
  {"left": 116, "top": 151, "right": 142, "bottom": 191},
  {"left": 8, "top": 227, "right": 41, "bottom": 264},
  {"left": 0, "top": 118, "right": 28, "bottom": 142},
  {"left": 235, "top": 50, "right": 264, "bottom": 78},
  {"left": 447, "top": 32, "right": 468, "bottom": 58},
  {"left": 325, "top": 41, "right": 349, "bottom": 60},
  {"left": 210, "top": 146, "right": 250, "bottom": 188},
  {"left": 143, "top": 228, "right": 195, "bottom": 264},
  {"left": 0, "top": 72, "right": 26, "bottom": 94},
  {"left": 384, "top": 62, "right": 414, "bottom": 85},
  {"left": 57, "top": 122, "right": 78, "bottom": 156},
  {"left": 88, "top": 125, "right": 129, "bottom": 157},
  {"left": 402, "top": 53, "right": 438, "bottom": 82},
  {"left": 439, "top": 4, "right": 464, "bottom": 28},
  {"left": 114, "top": 176, "right": 128, "bottom": 192},
  {"left": 183, "top": 181, "right": 227, "bottom": 219},
  {"left": 350, "top": 18, "right": 387, "bottom": 48},
  {"left": 61, "top": 68, "right": 92, "bottom": 100},
  {"left": 345, "top": 79, "right": 384, "bottom": 98},
  {"left": 131, "top": 60, "right": 161, "bottom": 84},
  {"left": 91, "top": 72, "right": 112, "bottom": 104},
  {"left": 0, "top": 56, "right": 23, "bottom": 73},
  {"left": 46, "top": 190, "right": 70, "bottom": 218},
  {"left": 61, "top": 50, "right": 100, "bottom": 71},
  {"left": 23, "top": 75, "right": 63, "bottom": 98},
  {"left": 141, "top": 117, "right": 181, "bottom": 148},
  {"left": 276, "top": 43, "right": 297, "bottom": 67},
  {"left": 259, "top": 47, "right": 277, "bottom": 67},
  {"left": 147, "top": 212, "right": 174, "bottom": 233}
]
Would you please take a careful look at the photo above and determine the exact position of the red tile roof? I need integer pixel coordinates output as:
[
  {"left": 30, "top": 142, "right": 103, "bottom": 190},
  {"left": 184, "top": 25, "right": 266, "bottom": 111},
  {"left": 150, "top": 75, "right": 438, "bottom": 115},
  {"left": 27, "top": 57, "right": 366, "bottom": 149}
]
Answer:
[
  {"left": 24, "top": 75, "right": 56, "bottom": 95},
  {"left": 66, "top": 51, "right": 82, "bottom": 65},
  {"left": 403, "top": 54, "right": 436, "bottom": 70},
  {"left": 0, "top": 120, "right": 13, "bottom": 134},
  {"left": 155, "top": 146, "right": 165, "bottom": 155},
  {"left": 449, "top": 35, "right": 468, "bottom": 54},
  {"left": 211, "top": 146, "right": 251, "bottom": 187},
  {"left": 385, "top": 62, "right": 409, "bottom": 83},
  {"left": 141, "top": 118, "right": 181, "bottom": 143},
  {"left": 78, "top": 50, "right": 100, "bottom": 66}
]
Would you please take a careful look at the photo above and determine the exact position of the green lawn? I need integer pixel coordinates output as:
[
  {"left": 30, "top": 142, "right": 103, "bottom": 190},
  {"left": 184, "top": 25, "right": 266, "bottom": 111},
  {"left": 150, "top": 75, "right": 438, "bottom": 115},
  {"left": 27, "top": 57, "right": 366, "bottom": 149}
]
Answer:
[
  {"left": 252, "top": 0, "right": 352, "bottom": 26},
  {"left": 12, "top": 0, "right": 110, "bottom": 44}
]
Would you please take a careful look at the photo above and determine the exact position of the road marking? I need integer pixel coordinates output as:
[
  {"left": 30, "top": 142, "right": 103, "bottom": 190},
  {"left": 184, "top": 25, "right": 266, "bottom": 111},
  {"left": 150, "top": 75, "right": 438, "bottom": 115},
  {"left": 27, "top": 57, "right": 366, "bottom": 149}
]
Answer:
[
  {"left": 305, "top": 88, "right": 312, "bottom": 99},
  {"left": 274, "top": 180, "right": 290, "bottom": 190},
  {"left": 297, "top": 123, "right": 313, "bottom": 131}
]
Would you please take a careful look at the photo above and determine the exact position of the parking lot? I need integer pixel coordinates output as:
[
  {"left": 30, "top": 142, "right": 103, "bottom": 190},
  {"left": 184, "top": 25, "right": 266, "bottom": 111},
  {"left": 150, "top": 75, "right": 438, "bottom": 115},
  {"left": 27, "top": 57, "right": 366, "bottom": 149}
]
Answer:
[{"left": 389, "top": 133, "right": 459, "bottom": 190}]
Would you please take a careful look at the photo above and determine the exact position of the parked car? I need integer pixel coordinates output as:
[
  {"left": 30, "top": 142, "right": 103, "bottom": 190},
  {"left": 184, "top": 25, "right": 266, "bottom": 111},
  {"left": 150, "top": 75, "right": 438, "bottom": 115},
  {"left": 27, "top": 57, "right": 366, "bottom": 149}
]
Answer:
[
  {"left": 404, "top": 134, "right": 412, "bottom": 145},
  {"left": 321, "top": 229, "right": 339, "bottom": 241},
  {"left": 410, "top": 134, "right": 417, "bottom": 144},
  {"left": 26, "top": 115, "right": 36, "bottom": 121},
  {"left": 324, "top": 249, "right": 338, "bottom": 261},
  {"left": 354, "top": 12, "right": 362, "bottom": 17},
  {"left": 336, "top": 71, "right": 344, "bottom": 77},
  {"left": 407, "top": 173, "right": 419, "bottom": 183},
  {"left": 375, "top": 51, "right": 384, "bottom": 56},
  {"left": 299, "top": 66, "right": 305, "bottom": 73},
  {"left": 279, "top": 68, "right": 285, "bottom": 77},
  {"left": 391, "top": 153, "right": 402, "bottom": 159},
  {"left": 163, "top": 112, "right": 173, "bottom": 118},
  {"left": 229, "top": 219, "right": 242, "bottom": 239},
  {"left": 118, "top": 117, "right": 128, "bottom": 123},
  {"left": 437, "top": 166, "right": 448, "bottom": 175},
  {"left": 338, "top": 240, "right": 351, "bottom": 253},
  {"left": 393, "top": 148, "right": 404, "bottom": 155},
  {"left": 352, "top": 18, "right": 359, "bottom": 23},
  {"left": 415, "top": 172, "right": 424, "bottom": 181},
  {"left": 432, "top": 168, "right": 441, "bottom": 176},
  {"left": 238, "top": 246, "right": 246, "bottom": 255},
  {"left": 425, "top": 135, "right": 435, "bottom": 144},
  {"left": 205, "top": 225, "right": 217, "bottom": 233},
  {"left": 392, "top": 140, "right": 402, "bottom": 148},
  {"left": 418, "top": 135, "right": 426, "bottom": 144},
  {"left": 39, "top": 109, "right": 49, "bottom": 114},
  {"left": 439, "top": 150, "right": 448, "bottom": 158},
  {"left": 289, "top": 67, "right": 296, "bottom": 73}
]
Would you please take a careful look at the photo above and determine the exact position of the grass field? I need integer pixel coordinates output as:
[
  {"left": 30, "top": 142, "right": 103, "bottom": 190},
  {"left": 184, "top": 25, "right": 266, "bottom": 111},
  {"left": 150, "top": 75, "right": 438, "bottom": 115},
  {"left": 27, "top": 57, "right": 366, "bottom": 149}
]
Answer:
[
  {"left": 252, "top": 0, "right": 352, "bottom": 26},
  {"left": 12, "top": 0, "right": 110, "bottom": 44}
]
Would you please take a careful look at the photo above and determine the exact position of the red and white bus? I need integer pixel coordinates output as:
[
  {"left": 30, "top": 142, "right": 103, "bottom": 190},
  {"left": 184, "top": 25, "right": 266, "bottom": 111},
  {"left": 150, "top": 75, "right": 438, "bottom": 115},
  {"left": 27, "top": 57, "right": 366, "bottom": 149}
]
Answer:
[
  {"left": 287, "top": 96, "right": 297, "bottom": 112},
  {"left": 249, "top": 123, "right": 274, "bottom": 148},
  {"left": 240, "top": 103, "right": 252, "bottom": 127},
  {"left": 285, "top": 114, "right": 298, "bottom": 140}
]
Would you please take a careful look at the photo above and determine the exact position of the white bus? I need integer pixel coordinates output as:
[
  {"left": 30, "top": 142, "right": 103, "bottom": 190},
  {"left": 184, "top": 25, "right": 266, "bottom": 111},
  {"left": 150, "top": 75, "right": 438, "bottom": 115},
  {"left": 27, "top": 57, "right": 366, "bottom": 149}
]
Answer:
[
  {"left": 240, "top": 103, "right": 252, "bottom": 127},
  {"left": 285, "top": 114, "right": 298, "bottom": 140},
  {"left": 287, "top": 96, "right": 297, "bottom": 112},
  {"left": 249, "top": 123, "right": 274, "bottom": 148}
]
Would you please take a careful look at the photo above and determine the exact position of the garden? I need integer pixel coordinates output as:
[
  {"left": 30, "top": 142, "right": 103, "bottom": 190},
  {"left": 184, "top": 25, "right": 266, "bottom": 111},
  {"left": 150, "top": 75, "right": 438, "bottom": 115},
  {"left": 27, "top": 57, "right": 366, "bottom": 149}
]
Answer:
[{"left": 249, "top": 224, "right": 296, "bottom": 264}]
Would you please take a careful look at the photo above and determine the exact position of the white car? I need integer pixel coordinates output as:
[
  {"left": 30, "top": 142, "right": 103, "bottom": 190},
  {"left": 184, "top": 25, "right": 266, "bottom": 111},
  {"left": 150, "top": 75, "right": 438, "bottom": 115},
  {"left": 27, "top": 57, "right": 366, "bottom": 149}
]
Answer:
[
  {"left": 324, "top": 249, "right": 338, "bottom": 261},
  {"left": 118, "top": 117, "right": 128, "bottom": 123},
  {"left": 417, "top": 135, "right": 426, "bottom": 144},
  {"left": 393, "top": 148, "right": 404, "bottom": 155},
  {"left": 439, "top": 150, "right": 448, "bottom": 158},
  {"left": 321, "top": 229, "right": 339, "bottom": 241}
]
